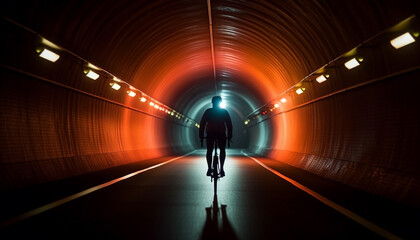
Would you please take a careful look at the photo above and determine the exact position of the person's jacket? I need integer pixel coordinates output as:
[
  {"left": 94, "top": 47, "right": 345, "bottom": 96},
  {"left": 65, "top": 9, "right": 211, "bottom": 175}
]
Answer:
[{"left": 199, "top": 108, "right": 232, "bottom": 139}]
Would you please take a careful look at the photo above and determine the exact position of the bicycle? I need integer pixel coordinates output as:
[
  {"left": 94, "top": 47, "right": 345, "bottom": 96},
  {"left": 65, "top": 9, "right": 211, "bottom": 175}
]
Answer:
[{"left": 201, "top": 137, "right": 230, "bottom": 195}]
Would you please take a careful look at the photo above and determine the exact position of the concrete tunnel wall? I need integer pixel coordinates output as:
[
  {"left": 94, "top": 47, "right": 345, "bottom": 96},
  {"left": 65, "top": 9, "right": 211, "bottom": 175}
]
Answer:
[{"left": 1, "top": 0, "right": 420, "bottom": 207}]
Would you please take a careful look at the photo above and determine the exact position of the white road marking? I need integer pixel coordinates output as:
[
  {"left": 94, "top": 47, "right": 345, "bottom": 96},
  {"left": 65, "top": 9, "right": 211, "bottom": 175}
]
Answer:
[
  {"left": 242, "top": 152, "right": 402, "bottom": 240},
  {"left": 0, "top": 151, "right": 195, "bottom": 228}
]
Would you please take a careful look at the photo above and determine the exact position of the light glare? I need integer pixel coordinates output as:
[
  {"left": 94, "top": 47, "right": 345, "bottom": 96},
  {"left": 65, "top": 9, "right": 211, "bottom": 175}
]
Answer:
[
  {"left": 113, "top": 76, "right": 122, "bottom": 82},
  {"left": 219, "top": 101, "right": 226, "bottom": 108},
  {"left": 41, "top": 38, "right": 60, "bottom": 50},
  {"left": 390, "top": 32, "right": 415, "bottom": 49},
  {"left": 38, "top": 48, "right": 60, "bottom": 62}
]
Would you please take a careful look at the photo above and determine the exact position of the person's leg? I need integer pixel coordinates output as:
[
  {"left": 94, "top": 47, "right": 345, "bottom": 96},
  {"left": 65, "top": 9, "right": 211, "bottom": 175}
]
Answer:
[
  {"left": 206, "top": 136, "right": 215, "bottom": 175},
  {"left": 218, "top": 135, "right": 227, "bottom": 175}
]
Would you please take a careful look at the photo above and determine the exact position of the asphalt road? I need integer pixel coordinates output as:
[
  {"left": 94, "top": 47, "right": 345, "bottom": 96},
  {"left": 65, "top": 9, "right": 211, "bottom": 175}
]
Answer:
[{"left": 1, "top": 150, "right": 419, "bottom": 239}]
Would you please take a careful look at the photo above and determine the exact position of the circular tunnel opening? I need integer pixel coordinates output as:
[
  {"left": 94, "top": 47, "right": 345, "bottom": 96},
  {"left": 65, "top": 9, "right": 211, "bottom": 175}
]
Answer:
[{"left": 161, "top": 73, "right": 273, "bottom": 152}]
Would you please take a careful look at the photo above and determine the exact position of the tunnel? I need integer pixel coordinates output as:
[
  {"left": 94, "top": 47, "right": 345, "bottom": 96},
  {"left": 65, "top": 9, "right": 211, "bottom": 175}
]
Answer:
[{"left": 1, "top": 0, "right": 420, "bottom": 239}]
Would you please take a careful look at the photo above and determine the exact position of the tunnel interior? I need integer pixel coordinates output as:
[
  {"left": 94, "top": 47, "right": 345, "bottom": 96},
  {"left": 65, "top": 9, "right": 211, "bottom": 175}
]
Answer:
[{"left": 1, "top": 0, "right": 420, "bottom": 207}]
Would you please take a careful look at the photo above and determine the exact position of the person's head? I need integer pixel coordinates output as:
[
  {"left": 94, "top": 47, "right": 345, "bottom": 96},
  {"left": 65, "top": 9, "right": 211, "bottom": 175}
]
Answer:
[{"left": 211, "top": 96, "right": 222, "bottom": 108}]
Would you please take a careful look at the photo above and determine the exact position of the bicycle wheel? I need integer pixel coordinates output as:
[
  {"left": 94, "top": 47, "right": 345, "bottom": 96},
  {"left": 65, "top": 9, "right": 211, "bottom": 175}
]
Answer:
[{"left": 213, "top": 155, "right": 218, "bottom": 194}]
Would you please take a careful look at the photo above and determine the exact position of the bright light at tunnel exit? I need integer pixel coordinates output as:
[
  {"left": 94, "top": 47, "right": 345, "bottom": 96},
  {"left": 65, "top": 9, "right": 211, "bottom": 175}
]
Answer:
[{"left": 219, "top": 101, "right": 226, "bottom": 108}]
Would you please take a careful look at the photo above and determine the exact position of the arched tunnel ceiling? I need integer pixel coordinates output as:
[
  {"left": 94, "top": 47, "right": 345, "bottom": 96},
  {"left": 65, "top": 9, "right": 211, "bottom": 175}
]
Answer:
[{"left": 1, "top": 0, "right": 417, "bottom": 121}]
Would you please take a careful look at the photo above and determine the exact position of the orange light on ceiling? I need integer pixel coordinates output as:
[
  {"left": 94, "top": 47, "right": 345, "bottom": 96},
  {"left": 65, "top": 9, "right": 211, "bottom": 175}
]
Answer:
[
  {"left": 280, "top": 98, "right": 287, "bottom": 103},
  {"left": 140, "top": 97, "right": 147, "bottom": 102}
]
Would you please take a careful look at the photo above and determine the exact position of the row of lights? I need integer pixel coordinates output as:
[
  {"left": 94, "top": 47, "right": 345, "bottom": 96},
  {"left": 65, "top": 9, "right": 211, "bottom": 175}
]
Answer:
[
  {"left": 107, "top": 78, "right": 186, "bottom": 119},
  {"left": 244, "top": 26, "right": 418, "bottom": 125},
  {"left": 295, "top": 31, "right": 417, "bottom": 95},
  {"left": 244, "top": 97, "right": 287, "bottom": 125},
  {"left": 35, "top": 38, "right": 198, "bottom": 126}
]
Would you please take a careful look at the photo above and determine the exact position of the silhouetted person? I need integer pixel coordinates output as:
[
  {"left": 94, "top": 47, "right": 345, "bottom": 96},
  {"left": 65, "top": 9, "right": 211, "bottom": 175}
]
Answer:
[{"left": 199, "top": 96, "right": 233, "bottom": 177}]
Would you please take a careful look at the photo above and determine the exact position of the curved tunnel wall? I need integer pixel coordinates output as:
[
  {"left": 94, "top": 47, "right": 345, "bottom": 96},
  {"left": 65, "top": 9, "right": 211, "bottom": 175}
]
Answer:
[
  {"left": 249, "top": 69, "right": 420, "bottom": 206},
  {"left": 0, "top": 68, "right": 178, "bottom": 189},
  {"left": 1, "top": 1, "right": 420, "bottom": 207},
  {"left": 0, "top": 17, "right": 193, "bottom": 190},
  {"left": 245, "top": 3, "right": 420, "bottom": 206}
]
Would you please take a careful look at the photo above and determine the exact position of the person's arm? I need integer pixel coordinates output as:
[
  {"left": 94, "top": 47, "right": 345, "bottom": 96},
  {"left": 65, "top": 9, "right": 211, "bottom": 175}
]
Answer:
[{"left": 199, "top": 110, "right": 208, "bottom": 140}]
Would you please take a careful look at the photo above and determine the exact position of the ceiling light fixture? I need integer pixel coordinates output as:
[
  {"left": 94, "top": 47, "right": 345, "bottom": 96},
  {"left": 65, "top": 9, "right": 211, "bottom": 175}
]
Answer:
[{"left": 37, "top": 48, "right": 60, "bottom": 62}]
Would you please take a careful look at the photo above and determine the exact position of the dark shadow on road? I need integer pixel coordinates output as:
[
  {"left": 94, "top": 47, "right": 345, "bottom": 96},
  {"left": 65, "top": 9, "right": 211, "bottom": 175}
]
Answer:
[{"left": 200, "top": 194, "right": 238, "bottom": 240}]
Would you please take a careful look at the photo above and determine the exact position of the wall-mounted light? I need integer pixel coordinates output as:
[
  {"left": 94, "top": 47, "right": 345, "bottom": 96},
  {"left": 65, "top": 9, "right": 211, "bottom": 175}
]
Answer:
[
  {"left": 316, "top": 74, "right": 329, "bottom": 83},
  {"left": 84, "top": 69, "right": 99, "bottom": 80},
  {"left": 280, "top": 98, "right": 287, "bottom": 103},
  {"left": 110, "top": 82, "right": 121, "bottom": 90},
  {"left": 140, "top": 97, "right": 147, "bottom": 102},
  {"left": 127, "top": 90, "right": 136, "bottom": 97},
  {"left": 390, "top": 32, "right": 416, "bottom": 49},
  {"left": 344, "top": 57, "right": 363, "bottom": 70},
  {"left": 244, "top": 120, "right": 250, "bottom": 125},
  {"left": 37, "top": 48, "right": 60, "bottom": 62},
  {"left": 149, "top": 102, "right": 155, "bottom": 106},
  {"left": 296, "top": 87, "right": 306, "bottom": 95}
]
